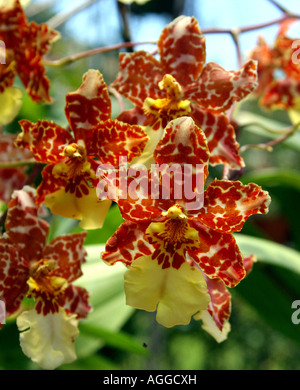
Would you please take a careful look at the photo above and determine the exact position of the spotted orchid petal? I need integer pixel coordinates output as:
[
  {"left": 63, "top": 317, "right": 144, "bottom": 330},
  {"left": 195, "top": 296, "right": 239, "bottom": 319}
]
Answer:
[
  {"left": 17, "top": 307, "right": 79, "bottom": 370},
  {"left": 124, "top": 254, "right": 210, "bottom": 328},
  {"left": 5, "top": 186, "right": 49, "bottom": 263},
  {"left": 43, "top": 232, "right": 87, "bottom": 283},
  {"left": 65, "top": 69, "right": 111, "bottom": 139},
  {"left": 184, "top": 60, "right": 258, "bottom": 113},
  {"left": 193, "top": 179, "right": 271, "bottom": 234},
  {"left": 117, "top": 106, "right": 147, "bottom": 126},
  {"left": 17, "top": 120, "right": 74, "bottom": 164},
  {"left": 260, "top": 77, "right": 300, "bottom": 112},
  {"left": 275, "top": 34, "right": 300, "bottom": 80},
  {"left": 203, "top": 275, "right": 231, "bottom": 331},
  {"left": 187, "top": 220, "right": 246, "bottom": 287},
  {"left": 0, "top": 168, "right": 26, "bottom": 203},
  {"left": 110, "top": 51, "right": 164, "bottom": 107},
  {"left": 0, "top": 132, "right": 33, "bottom": 202},
  {"left": 81, "top": 119, "right": 149, "bottom": 165},
  {"left": 0, "top": 132, "right": 33, "bottom": 163},
  {"left": 102, "top": 220, "right": 154, "bottom": 266},
  {"left": 97, "top": 117, "right": 209, "bottom": 220},
  {"left": 154, "top": 116, "right": 209, "bottom": 178},
  {"left": 249, "top": 36, "right": 275, "bottom": 94},
  {"left": 0, "top": 236, "right": 30, "bottom": 317},
  {"left": 158, "top": 16, "right": 206, "bottom": 87},
  {"left": 191, "top": 105, "right": 244, "bottom": 169},
  {"left": 63, "top": 285, "right": 91, "bottom": 319}
]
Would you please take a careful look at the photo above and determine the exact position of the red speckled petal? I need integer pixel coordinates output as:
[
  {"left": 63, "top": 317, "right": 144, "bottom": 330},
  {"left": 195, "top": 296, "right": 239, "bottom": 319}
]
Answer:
[
  {"left": 44, "top": 232, "right": 87, "bottom": 283},
  {"left": 0, "top": 1, "right": 27, "bottom": 48},
  {"left": 5, "top": 186, "right": 49, "bottom": 262},
  {"left": 185, "top": 60, "right": 258, "bottom": 113},
  {"left": 0, "top": 62, "right": 16, "bottom": 93},
  {"left": 97, "top": 164, "right": 172, "bottom": 222},
  {"left": 0, "top": 168, "right": 26, "bottom": 203},
  {"left": 117, "top": 106, "right": 147, "bottom": 126},
  {"left": 243, "top": 254, "right": 257, "bottom": 275},
  {"left": 16, "top": 21, "right": 59, "bottom": 103},
  {"left": 65, "top": 69, "right": 111, "bottom": 139},
  {"left": 102, "top": 220, "right": 154, "bottom": 266},
  {"left": 36, "top": 164, "right": 66, "bottom": 206},
  {"left": 188, "top": 220, "right": 245, "bottom": 287},
  {"left": 0, "top": 236, "right": 30, "bottom": 317},
  {"left": 260, "top": 78, "right": 300, "bottom": 110},
  {"left": 17, "top": 120, "right": 74, "bottom": 164},
  {"left": 153, "top": 117, "right": 209, "bottom": 210},
  {"left": 194, "top": 179, "right": 271, "bottom": 234},
  {"left": 111, "top": 51, "right": 164, "bottom": 107},
  {"left": 204, "top": 275, "right": 231, "bottom": 331},
  {"left": 63, "top": 284, "right": 91, "bottom": 319},
  {"left": 158, "top": 16, "right": 206, "bottom": 87},
  {"left": 84, "top": 119, "right": 148, "bottom": 165},
  {"left": 154, "top": 116, "right": 209, "bottom": 174},
  {"left": 0, "top": 132, "right": 33, "bottom": 162},
  {"left": 275, "top": 34, "right": 300, "bottom": 80},
  {"left": 249, "top": 36, "right": 275, "bottom": 95},
  {"left": 0, "top": 1, "right": 59, "bottom": 103},
  {"left": 191, "top": 104, "right": 244, "bottom": 169},
  {"left": 97, "top": 117, "right": 209, "bottom": 219}
]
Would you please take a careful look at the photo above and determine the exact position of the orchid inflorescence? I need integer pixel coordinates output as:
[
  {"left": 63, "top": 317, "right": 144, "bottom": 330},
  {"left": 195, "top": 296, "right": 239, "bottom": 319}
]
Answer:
[{"left": 5, "top": 0, "right": 299, "bottom": 370}]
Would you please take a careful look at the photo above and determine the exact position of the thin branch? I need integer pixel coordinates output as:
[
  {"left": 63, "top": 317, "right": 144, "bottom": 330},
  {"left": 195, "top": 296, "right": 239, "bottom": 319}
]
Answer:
[
  {"left": 240, "top": 122, "right": 295, "bottom": 135},
  {"left": 201, "top": 14, "right": 295, "bottom": 35},
  {"left": 0, "top": 159, "right": 35, "bottom": 169},
  {"left": 46, "top": 0, "right": 101, "bottom": 29},
  {"left": 117, "top": 1, "right": 132, "bottom": 45},
  {"left": 230, "top": 28, "right": 242, "bottom": 68},
  {"left": 267, "top": 0, "right": 290, "bottom": 15},
  {"left": 43, "top": 40, "right": 157, "bottom": 66},
  {"left": 240, "top": 122, "right": 300, "bottom": 154}
]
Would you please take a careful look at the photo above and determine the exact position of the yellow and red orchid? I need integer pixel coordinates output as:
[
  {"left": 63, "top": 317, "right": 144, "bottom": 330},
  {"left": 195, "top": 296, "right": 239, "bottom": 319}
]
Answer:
[
  {"left": 250, "top": 20, "right": 300, "bottom": 123},
  {"left": 0, "top": 130, "right": 33, "bottom": 203},
  {"left": 0, "top": 0, "right": 59, "bottom": 105},
  {"left": 16, "top": 69, "right": 149, "bottom": 229},
  {"left": 110, "top": 15, "right": 258, "bottom": 169},
  {"left": 0, "top": 186, "right": 91, "bottom": 368},
  {"left": 99, "top": 116, "right": 270, "bottom": 329}
]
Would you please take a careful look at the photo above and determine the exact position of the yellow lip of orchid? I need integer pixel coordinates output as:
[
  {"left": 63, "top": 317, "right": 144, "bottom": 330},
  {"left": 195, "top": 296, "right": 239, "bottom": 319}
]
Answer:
[{"left": 143, "top": 74, "right": 191, "bottom": 118}]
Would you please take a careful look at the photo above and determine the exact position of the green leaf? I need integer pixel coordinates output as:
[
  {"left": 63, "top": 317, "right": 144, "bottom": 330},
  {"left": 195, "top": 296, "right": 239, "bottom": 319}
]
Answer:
[
  {"left": 79, "top": 323, "right": 148, "bottom": 356},
  {"left": 234, "top": 234, "right": 300, "bottom": 344},
  {"left": 74, "top": 244, "right": 136, "bottom": 358},
  {"left": 241, "top": 168, "right": 300, "bottom": 192},
  {"left": 235, "top": 234, "right": 300, "bottom": 274}
]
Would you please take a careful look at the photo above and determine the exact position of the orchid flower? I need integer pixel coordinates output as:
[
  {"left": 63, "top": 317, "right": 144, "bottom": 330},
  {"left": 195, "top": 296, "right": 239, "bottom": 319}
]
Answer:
[
  {"left": 16, "top": 69, "right": 149, "bottom": 229},
  {"left": 98, "top": 116, "right": 270, "bottom": 329},
  {"left": 0, "top": 0, "right": 59, "bottom": 105},
  {"left": 0, "top": 186, "right": 91, "bottom": 369},
  {"left": 110, "top": 16, "right": 258, "bottom": 169}
]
